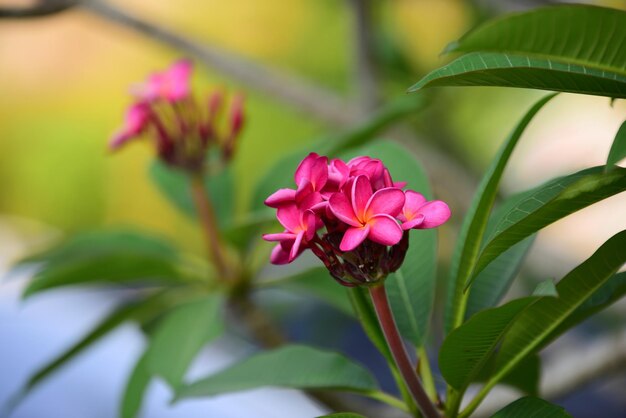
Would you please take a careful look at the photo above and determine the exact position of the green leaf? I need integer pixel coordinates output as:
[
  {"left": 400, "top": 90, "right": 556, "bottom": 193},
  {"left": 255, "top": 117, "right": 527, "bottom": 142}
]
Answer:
[
  {"left": 251, "top": 95, "right": 426, "bottom": 214},
  {"left": 317, "top": 414, "right": 367, "bottom": 418},
  {"left": 475, "top": 353, "right": 540, "bottom": 396},
  {"left": 445, "top": 94, "right": 555, "bottom": 333},
  {"left": 607, "top": 120, "right": 626, "bottom": 169},
  {"left": 410, "top": 6, "right": 626, "bottom": 98},
  {"left": 176, "top": 345, "right": 378, "bottom": 399},
  {"left": 23, "top": 252, "right": 184, "bottom": 299},
  {"left": 10, "top": 294, "right": 166, "bottom": 410},
  {"left": 439, "top": 297, "right": 543, "bottom": 392},
  {"left": 145, "top": 295, "right": 224, "bottom": 388},
  {"left": 491, "top": 396, "right": 572, "bottom": 418},
  {"left": 470, "top": 166, "right": 626, "bottom": 285},
  {"left": 447, "top": 5, "right": 626, "bottom": 76},
  {"left": 150, "top": 161, "right": 233, "bottom": 228},
  {"left": 269, "top": 267, "right": 354, "bottom": 316},
  {"left": 488, "top": 230, "right": 626, "bottom": 392},
  {"left": 409, "top": 52, "right": 626, "bottom": 98},
  {"left": 120, "top": 351, "right": 151, "bottom": 418},
  {"left": 354, "top": 141, "right": 437, "bottom": 347}
]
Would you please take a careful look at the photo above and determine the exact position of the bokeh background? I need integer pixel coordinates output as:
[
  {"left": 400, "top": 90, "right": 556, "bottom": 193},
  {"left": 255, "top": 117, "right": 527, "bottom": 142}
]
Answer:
[{"left": 1, "top": 1, "right": 625, "bottom": 417}]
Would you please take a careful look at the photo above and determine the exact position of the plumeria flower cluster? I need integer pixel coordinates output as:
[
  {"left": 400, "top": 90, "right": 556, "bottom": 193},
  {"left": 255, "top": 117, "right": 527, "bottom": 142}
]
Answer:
[
  {"left": 109, "top": 59, "right": 245, "bottom": 172},
  {"left": 264, "top": 153, "right": 451, "bottom": 286}
]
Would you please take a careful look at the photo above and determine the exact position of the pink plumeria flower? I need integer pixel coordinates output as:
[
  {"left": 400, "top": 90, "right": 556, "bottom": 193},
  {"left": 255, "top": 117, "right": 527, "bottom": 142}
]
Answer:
[
  {"left": 263, "top": 203, "right": 319, "bottom": 264},
  {"left": 132, "top": 59, "right": 193, "bottom": 102},
  {"left": 329, "top": 175, "right": 405, "bottom": 251},
  {"left": 399, "top": 190, "right": 451, "bottom": 230},
  {"left": 109, "top": 102, "right": 152, "bottom": 150}
]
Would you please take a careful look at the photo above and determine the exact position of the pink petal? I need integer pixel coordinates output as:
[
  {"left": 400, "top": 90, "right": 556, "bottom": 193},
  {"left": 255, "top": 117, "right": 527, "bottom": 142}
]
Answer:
[
  {"left": 415, "top": 200, "right": 451, "bottom": 228},
  {"left": 295, "top": 179, "right": 314, "bottom": 202},
  {"left": 401, "top": 215, "right": 425, "bottom": 230},
  {"left": 340, "top": 225, "right": 371, "bottom": 252},
  {"left": 265, "top": 188, "right": 296, "bottom": 208},
  {"left": 302, "top": 211, "right": 318, "bottom": 241},
  {"left": 328, "top": 159, "right": 349, "bottom": 188},
  {"left": 294, "top": 153, "right": 319, "bottom": 185},
  {"left": 404, "top": 190, "right": 427, "bottom": 212},
  {"left": 351, "top": 175, "right": 373, "bottom": 221},
  {"left": 310, "top": 156, "right": 329, "bottom": 190},
  {"left": 366, "top": 187, "right": 405, "bottom": 218},
  {"left": 298, "top": 190, "right": 324, "bottom": 211},
  {"left": 329, "top": 192, "right": 361, "bottom": 227},
  {"left": 276, "top": 204, "right": 302, "bottom": 232},
  {"left": 263, "top": 232, "right": 296, "bottom": 242},
  {"left": 270, "top": 244, "right": 291, "bottom": 265},
  {"left": 290, "top": 231, "right": 305, "bottom": 261},
  {"left": 368, "top": 214, "right": 403, "bottom": 246}
]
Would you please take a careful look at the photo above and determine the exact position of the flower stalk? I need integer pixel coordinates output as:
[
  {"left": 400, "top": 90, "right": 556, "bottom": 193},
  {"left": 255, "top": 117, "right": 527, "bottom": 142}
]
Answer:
[{"left": 369, "top": 284, "right": 441, "bottom": 418}]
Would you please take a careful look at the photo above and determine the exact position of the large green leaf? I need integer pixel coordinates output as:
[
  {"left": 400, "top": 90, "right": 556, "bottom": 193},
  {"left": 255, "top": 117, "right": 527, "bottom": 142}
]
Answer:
[
  {"left": 251, "top": 95, "right": 426, "bottom": 214},
  {"left": 145, "top": 295, "right": 224, "bottom": 388},
  {"left": 267, "top": 267, "right": 353, "bottom": 316},
  {"left": 445, "top": 95, "right": 554, "bottom": 332},
  {"left": 469, "top": 167, "right": 626, "bottom": 285},
  {"left": 353, "top": 141, "right": 437, "bottom": 347},
  {"left": 446, "top": 5, "right": 626, "bottom": 76},
  {"left": 9, "top": 294, "right": 166, "bottom": 410},
  {"left": 120, "top": 351, "right": 151, "bottom": 418},
  {"left": 440, "top": 297, "right": 540, "bottom": 392},
  {"left": 176, "top": 345, "right": 378, "bottom": 399},
  {"left": 607, "top": 120, "right": 626, "bottom": 169},
  {"left": 410, "top": 6, "right": 626, "bottom": 98},
  {"left": 150, "top": 161, "right": 234, "bottom": 228},
  {"left": 487, "top": 230, "right": 626, "bottom": 396},
  {"left": 409, "top": 52, "right": 626, "bottom": 98},
  {"left": 491, "top": 397, "right": 571, "bottom": 418}
]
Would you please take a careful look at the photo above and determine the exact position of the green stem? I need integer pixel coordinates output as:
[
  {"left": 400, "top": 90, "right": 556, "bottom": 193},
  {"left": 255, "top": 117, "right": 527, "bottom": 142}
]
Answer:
[
  {"left": 458, "top": 383, "right": 494, "bottom": 418},
  {"left": 189, "top": 173, "right": 230, "bottom": 280},
  {"left": 369, "top": 284, "right": 441, "bottom": 418},
  {"left": 364, "top": 390, "right": 411, "bottom": 413},
  {"left": 417, "top": 346, "right": 437, "bottom": 402}
]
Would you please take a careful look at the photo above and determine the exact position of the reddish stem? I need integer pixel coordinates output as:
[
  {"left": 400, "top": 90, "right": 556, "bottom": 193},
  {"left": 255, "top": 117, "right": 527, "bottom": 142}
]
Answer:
[{"left": 369, "top": 284, "right": 440, "bottom": 418}]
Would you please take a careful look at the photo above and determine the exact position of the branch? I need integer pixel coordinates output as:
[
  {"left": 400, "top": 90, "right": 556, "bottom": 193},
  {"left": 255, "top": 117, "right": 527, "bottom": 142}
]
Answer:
[{"left": 0, "top": 0, "right": 78, "bottom": 18}]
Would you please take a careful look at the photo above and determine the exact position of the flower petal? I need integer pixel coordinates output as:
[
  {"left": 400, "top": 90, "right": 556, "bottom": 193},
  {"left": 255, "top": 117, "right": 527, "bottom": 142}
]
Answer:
[
  {"left": 415, "top": 200, "right": 451, "bottom": 228},
  {"left": 366, "top": 188, "right": 405, "bottom": 218},
  {"left": 270, "top": 244, "right": 291, "bottom": 265},
  {"left": 340, "top": 225, "right": 371, "bottom": 252},
  {"left": 352, "top": 175, "right": 373, "bottom": 221},
  {"left": 368, "top": 214, "right": 403, "bottom": 246},
  {"left": 401, "top": 215, "right": 425, "bottom": 230},
  {"left": 265, "top": 188, "right": 296, "bottom": 208},
  {"left": 310, "top": 156, "right": 329, "bottom": 190},
  {"left": 276, "top": 204, "right": 302, "bottom": 232},
  {"left": 329, "top": 192, "right": 361, "bottom": 227},
  {"left": 290, "top": 231, "right": 305, "bottom": 261},
  {"left": 294, "top": 152, "right": 320, "bottom": 185},
  {"left": 404, "top": 190, "right": 427, "bottom": 214},
  {"left": 263, "top": 232, "right": 296, "bottom": 242}
]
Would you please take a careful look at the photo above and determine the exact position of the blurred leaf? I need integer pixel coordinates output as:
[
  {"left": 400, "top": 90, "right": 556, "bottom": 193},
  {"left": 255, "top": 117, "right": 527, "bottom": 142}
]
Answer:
[
  {"left": 146, "top": 295, "right": 224, "bottom": 388},
  {"left": 356, "top": 141, "right": 437, "bottom": 347},
  {"left": 470, "top": 167, "right": 626, "bottom": 286},
  {"left": 11, "top": 294, "right": 166, "bottom": 410},
  {"left": 251, "top": 95, "right": 426, "bottom": 214},
  {"left": 411, "top": 6, "right": 626, "bottom": 98},
  {"left": 269, "top": 267, "right": 354, "bottom": 316},
  {"left": 445, "top": 95, "right": 555, "bottom": 333},
  {"left": 607, "top": 120, "right": 626, "bottom": 169},
  {"left": 17, "top": 229, "right": 177, "bottom": 267},
  {"left": 121, "top": 351, "right": 151, "bottom": 418},
  {"left": 533, "top": 280, "right": 558, "bottom": 297},
  {"left": 489, "top": 231, "right": 626, "bottom": 391},
  {"left": 439, "top": 297, "right": 543, "bottom": 392},
  {"left": 23, "top": 253, "right": 185, "bottom": 299},
  {"left": 317, "top": 414, "right": 367, "bottom": 418},
  {"left": 176, "top": 345, "right": 378, "bottom": 399},
  {"left": 491, "top": 396, "right": 571, "bottom": 418},
  {"left": 150, "top": 161, "right": 233, "bottom": 228}
]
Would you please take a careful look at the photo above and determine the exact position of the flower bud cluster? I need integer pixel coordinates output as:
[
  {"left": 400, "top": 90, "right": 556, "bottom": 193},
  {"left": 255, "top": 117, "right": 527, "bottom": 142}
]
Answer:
[
  {"left": 263, "top": 153, "right": 451, "bottom": 286},
  {"left": 110, "top": 59, "right": 245, "bottom": 172}
]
